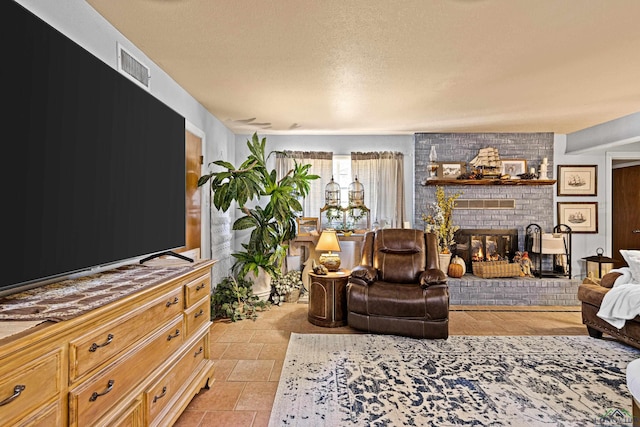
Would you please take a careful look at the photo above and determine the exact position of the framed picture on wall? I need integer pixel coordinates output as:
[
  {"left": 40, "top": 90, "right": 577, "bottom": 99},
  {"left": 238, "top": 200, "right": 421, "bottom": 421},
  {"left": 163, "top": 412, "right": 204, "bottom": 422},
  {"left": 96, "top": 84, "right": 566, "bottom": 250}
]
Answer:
[
  {"left": 557, "top": 165, "right": 597, "bottom": 196},
  {"left": 297, "top": 217, "right": 319, "bottom": 236},
  {"left": 557, "top": 202, "right": 598, "bottom": 233}
]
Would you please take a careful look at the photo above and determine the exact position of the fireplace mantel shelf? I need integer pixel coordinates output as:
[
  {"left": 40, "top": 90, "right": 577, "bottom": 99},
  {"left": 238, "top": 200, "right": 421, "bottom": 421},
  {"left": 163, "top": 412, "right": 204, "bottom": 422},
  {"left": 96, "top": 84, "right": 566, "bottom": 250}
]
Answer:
[{"left": 422, "top": 179, "right": 556, "bottom": 186}]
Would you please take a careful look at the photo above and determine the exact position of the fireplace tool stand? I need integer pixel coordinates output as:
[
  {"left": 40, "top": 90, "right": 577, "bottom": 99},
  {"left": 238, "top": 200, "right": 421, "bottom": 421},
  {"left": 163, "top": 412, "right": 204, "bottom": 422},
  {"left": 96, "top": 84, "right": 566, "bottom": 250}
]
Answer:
[{"left": 525, "top": 223, "right": 572, "bottom": 278}]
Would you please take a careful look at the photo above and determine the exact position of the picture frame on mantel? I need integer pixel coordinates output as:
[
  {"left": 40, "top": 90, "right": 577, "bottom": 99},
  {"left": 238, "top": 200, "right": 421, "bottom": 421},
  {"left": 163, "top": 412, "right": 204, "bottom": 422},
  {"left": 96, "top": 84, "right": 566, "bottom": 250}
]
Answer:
[
  {"left": 500, "top": 159, "right": 527, "bottom": 178},
  {"left": 557, "top": 202, "right": 598, "bottom": 233},
  {"left": 557, "top": 165, "right": 597, "bottom": 196},
  {"left": 437, "top": 162, "right": 466, "bottom": 179}
]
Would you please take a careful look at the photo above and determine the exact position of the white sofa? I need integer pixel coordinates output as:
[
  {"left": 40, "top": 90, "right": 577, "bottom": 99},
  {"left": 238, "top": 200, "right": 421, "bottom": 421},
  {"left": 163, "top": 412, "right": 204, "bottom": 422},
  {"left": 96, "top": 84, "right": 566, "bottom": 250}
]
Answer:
[{"left": 628, "top": 358, "right": 640, "bottom": 427}]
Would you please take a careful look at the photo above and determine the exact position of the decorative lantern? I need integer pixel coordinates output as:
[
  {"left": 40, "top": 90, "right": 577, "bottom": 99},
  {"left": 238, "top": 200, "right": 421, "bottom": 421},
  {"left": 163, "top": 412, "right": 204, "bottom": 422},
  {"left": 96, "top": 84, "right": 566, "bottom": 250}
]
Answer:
[
  {"left": 582, "top": 248, "right": 617, "bottom": 279},
  {"left": 348, "top": 176, "right": 365, "bottom": 207},
  {"left": 324, "top": 176, "right": 341, "bottom": 207}
]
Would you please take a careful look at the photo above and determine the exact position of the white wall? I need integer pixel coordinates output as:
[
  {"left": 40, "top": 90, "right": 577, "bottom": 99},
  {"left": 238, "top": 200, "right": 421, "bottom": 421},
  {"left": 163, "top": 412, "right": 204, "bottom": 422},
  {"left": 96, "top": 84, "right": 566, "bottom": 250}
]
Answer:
[{"left": 555, "top": 133, "right": 640, "bottom": 278}]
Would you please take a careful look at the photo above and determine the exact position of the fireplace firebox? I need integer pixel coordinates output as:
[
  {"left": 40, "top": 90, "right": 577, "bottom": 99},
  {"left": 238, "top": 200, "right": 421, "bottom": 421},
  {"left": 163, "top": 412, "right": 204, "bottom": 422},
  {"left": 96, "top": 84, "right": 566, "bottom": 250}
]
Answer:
[{"left": 454, "top": 229, "right": 519, "bottom": 272}]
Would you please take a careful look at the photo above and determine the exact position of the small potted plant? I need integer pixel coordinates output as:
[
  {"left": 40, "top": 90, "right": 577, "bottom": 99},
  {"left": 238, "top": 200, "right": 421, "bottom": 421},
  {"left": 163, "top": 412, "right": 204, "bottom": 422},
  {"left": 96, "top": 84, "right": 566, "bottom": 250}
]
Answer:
[
  {"left": 271, "top": 270, "right": 304, "bottom": 305},
  {"left": 211, "top": 276, "right": 270, "bottom": 322}
]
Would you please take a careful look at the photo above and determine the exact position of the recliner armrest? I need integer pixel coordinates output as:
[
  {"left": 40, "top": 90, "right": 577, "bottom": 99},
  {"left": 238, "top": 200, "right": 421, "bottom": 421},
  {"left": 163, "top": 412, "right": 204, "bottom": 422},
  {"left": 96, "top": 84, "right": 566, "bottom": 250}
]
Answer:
[
  {"left": 419, "top": 268, "right": 447, "bottom": 289},
  {"left": 350, "top": 265, "right": 377, "bottom": 284}
]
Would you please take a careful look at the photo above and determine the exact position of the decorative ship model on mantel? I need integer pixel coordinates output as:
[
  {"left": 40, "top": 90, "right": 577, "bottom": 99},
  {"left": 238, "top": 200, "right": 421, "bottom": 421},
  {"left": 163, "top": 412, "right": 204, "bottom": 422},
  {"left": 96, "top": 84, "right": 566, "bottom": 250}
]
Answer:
[{"left": 469, "top": 147, "right": 502, "bottom": 177}]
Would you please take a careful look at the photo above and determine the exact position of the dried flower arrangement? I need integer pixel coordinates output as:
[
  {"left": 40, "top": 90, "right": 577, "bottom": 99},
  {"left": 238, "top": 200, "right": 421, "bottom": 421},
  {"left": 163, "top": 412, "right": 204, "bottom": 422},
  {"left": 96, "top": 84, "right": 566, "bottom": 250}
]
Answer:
[{"left": 422, "top": 186, "right": 463, "bottom": 254}]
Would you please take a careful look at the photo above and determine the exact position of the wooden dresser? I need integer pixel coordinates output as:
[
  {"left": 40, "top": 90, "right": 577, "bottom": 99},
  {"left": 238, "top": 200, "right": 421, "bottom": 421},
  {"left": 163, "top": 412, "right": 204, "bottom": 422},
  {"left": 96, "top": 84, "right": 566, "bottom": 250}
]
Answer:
[{"left": 0, "top": 259, "right": 215, "bottom": 426}]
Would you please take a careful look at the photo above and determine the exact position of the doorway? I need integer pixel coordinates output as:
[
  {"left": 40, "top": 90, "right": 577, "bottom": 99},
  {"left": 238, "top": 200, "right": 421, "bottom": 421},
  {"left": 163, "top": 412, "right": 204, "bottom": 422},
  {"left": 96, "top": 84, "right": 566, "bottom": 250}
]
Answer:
[{"left": 607, "top": 152, "right": 640, "bottom": 267}]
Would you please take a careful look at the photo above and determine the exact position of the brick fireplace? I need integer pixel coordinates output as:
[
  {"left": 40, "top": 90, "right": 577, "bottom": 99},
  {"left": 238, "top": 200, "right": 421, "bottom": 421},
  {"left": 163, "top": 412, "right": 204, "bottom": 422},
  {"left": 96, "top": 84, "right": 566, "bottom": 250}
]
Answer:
[{"left": 413, "top": 133, "right": 580, "bottom": 306}]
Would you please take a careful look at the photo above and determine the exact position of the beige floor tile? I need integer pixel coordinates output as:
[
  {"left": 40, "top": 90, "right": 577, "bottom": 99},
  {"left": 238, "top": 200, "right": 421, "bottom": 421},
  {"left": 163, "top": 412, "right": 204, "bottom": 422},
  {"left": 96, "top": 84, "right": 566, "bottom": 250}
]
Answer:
[
  {"left": 173, "top": 409, "right": 205, "bottom": 427},
  {"left": 188, "top": 382, "right": 246, "bottom": 411},
  {"left": 228, "top": 359, "right": 276, "bottom": 382},
  {"left": 199, "top": 410, "right": 256, "bottom": 427},
  {"left": 212, "top": 359, "right": 238, "bottom": 382},
  {"left": 217, "top": 329, "right": 257, "bottom": 343},
  {"left": 252, "top": 410, "right": 271, "bottom": 427},
  {"left": 257, "top": 342, "right": 288, "bottom": 360},
  {"left": 235, "top": 381, "right": 279, "bottom": 411},
  {"left": 249, "top": 329, "right": 291, "bottom": 344},
  {"left": 220, "top": 342, "right": 264, "bottom": 360}
]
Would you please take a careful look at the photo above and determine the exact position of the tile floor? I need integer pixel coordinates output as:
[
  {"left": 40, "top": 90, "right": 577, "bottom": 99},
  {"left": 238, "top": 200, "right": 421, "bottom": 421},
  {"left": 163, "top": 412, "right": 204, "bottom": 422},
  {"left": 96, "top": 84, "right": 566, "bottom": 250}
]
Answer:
[{"left": 174, "top": 303, "right": 587, "bottom": 427}]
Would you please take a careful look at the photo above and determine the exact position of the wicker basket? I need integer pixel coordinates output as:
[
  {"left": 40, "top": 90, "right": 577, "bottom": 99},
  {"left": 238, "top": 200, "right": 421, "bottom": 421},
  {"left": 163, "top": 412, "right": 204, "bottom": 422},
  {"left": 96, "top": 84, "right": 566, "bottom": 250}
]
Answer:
[{"left": 472, "top": 260, "right": 523, "bottom": 278}]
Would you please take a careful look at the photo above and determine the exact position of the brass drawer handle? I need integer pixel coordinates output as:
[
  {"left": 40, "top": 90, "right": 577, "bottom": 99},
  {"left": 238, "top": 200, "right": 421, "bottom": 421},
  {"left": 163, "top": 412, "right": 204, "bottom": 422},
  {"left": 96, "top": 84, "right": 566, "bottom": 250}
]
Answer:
[
  {"left": 194, "top": 346, "right": 204, "bottom": 357},
  {"left": 194, "top": 309, "right": 205, "bottom": 318},
  {"left": 89, "top": 334, "right": 114, "bottom": 352},
  {"left": 153, "top": 386, "right": 167, "bottom": 403},
  {"left": 196, "top": 283, "right": 205, "bottom": 291},
  {"left": 167, "top": 329, "right": 180, "bottom": 341},
  {"left": 0, "top": 385, "right": 25, "bottom": 406},
  {"left": 165, "top": 297, "right": 180, "bottom": 307},
  {"left": 89, "top": 380, "right": 114, "bottom": 402}
]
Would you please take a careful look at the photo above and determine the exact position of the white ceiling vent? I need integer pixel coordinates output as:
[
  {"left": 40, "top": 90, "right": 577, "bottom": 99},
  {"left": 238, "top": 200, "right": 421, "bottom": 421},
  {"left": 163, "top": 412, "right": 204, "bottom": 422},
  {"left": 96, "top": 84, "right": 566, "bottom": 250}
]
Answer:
[{"left": 117, "top": 42, "right": 150, "bottom": 90}]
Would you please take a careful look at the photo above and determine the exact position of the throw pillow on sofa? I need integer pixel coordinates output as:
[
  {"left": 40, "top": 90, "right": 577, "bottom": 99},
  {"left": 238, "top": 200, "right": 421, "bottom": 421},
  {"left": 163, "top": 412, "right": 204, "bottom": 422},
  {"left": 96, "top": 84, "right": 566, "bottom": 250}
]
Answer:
[{"left": 620, "top": 250, "right": 640, "bottom": 283}]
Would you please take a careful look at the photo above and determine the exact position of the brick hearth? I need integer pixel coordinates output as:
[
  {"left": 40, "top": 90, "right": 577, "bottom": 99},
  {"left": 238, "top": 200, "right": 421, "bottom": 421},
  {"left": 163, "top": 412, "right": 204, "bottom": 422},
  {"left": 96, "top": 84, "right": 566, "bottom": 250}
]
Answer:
[{"left": 448, "top": 275, "right": 580, "bottom": 306}]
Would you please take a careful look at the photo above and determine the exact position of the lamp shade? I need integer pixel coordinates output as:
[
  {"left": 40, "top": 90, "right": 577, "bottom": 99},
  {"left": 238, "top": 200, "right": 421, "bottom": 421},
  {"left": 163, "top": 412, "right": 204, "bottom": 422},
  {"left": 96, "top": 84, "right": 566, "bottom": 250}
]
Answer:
[
  {"left": 316, "top": 230, "right": 341, "bottom": 252},
  {"left": 582, "top": 248, "right": 616, "bottom": 279},
  {"left": 316, "top": 230, "right": 341, "bottom": 271}
]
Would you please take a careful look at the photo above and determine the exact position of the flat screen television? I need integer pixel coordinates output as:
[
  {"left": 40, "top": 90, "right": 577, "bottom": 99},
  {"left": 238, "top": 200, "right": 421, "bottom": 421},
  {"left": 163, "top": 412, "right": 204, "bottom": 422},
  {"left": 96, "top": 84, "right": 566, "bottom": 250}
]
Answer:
[{"left": 2, "top": 1, "right": 186, "bottom": 296}]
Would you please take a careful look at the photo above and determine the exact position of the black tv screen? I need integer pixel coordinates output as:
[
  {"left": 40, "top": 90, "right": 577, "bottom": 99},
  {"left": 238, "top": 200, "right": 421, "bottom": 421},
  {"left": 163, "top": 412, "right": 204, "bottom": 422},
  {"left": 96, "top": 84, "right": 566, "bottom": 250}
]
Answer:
[{"left": 2, "top": 1, "right": 186, "bottom": 294}]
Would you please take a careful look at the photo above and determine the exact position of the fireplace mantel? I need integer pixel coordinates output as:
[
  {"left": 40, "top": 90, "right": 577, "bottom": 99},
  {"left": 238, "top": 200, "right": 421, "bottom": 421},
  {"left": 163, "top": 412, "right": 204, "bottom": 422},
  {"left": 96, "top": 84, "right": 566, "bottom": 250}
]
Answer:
[{"left": 422, "top": 179, "right": 556, "bottom": 186}]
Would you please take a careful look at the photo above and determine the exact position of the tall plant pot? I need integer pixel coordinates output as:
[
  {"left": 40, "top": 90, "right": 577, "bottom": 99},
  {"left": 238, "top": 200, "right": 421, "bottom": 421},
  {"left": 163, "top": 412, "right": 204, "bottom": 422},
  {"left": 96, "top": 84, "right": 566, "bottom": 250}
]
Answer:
[
  {"left": 438, "top": 253, "right": 452, "bottom": 277},
  {"left": 247, "top": 267, "right": 272, "bottom": 302}
]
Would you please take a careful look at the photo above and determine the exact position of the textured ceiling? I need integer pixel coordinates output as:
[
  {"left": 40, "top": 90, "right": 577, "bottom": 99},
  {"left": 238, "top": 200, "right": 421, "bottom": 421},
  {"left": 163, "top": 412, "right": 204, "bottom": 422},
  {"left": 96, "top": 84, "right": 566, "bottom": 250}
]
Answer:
[{"left": 85, "top": 0, "right": 640, "bottom": 135}]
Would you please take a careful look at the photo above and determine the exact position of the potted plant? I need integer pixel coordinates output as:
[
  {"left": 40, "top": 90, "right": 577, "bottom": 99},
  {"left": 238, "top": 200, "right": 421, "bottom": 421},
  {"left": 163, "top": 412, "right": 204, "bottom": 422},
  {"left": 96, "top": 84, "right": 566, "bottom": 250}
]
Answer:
[
  {"left": 271, "top": 270, "right": 304, "bottom": 305},
  {"left": 198, "top": 133, "right": 319, "bottom": 298},
  {"left": 211, "top": 276, "right": 270, "bottom": 322},
  {"left": 422, "top": 186, "right": 463, "bottom": 274}
]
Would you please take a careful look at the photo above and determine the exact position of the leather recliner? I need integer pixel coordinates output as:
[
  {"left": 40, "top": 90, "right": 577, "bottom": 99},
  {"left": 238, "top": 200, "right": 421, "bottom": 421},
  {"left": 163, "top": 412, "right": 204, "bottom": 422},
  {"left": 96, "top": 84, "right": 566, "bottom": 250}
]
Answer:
[{"left": 346, "top": 229, "right": 449, "bottom": 339}]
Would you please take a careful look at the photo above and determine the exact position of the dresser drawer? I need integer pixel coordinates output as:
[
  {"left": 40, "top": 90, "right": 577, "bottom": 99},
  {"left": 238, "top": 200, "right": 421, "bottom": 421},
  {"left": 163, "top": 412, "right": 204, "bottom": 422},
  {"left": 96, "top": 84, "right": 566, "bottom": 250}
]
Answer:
[
  {"left": 15, "top": 401, "right": 62, "bottom": 427},
  {"left": 69, "top": 315, "right": 185, "bottom": 427},
  {"left": 184, "top": 274, "right": 211, "bottom": 308},
  {"left": 95, "top": 397, "right": 143, "bottom": 427},
  {"left": 146, "top": 334, "right": 208, "bottom": 425},
  {"left": 69, "top": 286, "right": 184, "bottom": 382},
  {"left": 185, "top": 297, "right": 210, "bottom": 337},
  {"left": 0, "top": 349, "right": 61, "bottom": 426}
]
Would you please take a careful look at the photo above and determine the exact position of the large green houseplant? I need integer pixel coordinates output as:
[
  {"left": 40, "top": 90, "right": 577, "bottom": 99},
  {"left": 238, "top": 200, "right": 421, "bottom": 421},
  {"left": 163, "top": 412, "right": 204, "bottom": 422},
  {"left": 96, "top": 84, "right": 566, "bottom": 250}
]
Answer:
[{"left": 198, "top": 132, "right": 319, "bottom": 298}]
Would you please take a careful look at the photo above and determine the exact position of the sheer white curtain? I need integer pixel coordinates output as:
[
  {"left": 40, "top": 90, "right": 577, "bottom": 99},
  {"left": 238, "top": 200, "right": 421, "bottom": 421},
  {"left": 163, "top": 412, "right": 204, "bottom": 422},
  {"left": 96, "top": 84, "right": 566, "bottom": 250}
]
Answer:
[
  {"left": 276, "top": 151, "right": 333, "bottom": 218},
  {"left": 351, "top": 151, "right": 406, "bottom": 228}
]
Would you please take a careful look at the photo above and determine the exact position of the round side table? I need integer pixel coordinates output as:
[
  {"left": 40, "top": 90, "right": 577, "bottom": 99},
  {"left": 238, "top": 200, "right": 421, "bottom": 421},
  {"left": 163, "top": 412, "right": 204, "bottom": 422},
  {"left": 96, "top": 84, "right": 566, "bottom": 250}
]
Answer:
[{"left": 307, "top": 270, "right": 350, "bottom": 327}]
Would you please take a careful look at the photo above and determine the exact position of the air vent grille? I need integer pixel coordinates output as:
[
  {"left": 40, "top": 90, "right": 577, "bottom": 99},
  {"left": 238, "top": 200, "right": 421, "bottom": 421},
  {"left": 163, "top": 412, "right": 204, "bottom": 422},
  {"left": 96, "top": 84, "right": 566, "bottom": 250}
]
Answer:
[{"left": 117, "top": 43, "right": 150, "bottom": 90}]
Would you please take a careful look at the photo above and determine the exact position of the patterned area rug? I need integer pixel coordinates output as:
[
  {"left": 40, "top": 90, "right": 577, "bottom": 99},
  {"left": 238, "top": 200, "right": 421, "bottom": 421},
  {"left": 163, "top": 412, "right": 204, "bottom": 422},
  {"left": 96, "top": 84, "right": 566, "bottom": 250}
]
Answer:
[{"left": 270, "top": 334, "right": 640, "bottom": 426}]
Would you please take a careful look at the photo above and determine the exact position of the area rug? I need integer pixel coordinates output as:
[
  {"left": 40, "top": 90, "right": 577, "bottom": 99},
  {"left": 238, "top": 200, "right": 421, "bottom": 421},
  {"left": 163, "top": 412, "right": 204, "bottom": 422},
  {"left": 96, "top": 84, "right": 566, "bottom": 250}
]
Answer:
[{"left": 270, "top": 334, "right": 640, "bottom": 426}]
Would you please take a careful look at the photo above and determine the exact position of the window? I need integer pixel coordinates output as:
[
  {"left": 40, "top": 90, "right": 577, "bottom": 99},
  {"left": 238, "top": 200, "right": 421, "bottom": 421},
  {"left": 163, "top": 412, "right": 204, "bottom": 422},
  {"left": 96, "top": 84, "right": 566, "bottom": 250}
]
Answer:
[{"left": 332, "top": 155, "right": 351, "bottom": 207}]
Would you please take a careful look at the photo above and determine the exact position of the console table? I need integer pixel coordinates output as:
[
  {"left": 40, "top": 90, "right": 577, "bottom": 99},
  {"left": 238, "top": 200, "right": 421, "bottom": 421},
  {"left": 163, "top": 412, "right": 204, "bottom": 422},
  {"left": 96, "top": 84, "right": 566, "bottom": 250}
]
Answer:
[{"left": 308, "top": 270, "right": 350, "bottom": 327}]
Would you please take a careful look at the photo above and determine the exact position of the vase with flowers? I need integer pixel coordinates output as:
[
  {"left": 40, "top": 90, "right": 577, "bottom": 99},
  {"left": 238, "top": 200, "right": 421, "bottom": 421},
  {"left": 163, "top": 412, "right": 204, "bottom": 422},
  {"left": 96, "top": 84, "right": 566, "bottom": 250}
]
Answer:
[{"left": 422, "top": 186, "right": 463, "bottom": 273}]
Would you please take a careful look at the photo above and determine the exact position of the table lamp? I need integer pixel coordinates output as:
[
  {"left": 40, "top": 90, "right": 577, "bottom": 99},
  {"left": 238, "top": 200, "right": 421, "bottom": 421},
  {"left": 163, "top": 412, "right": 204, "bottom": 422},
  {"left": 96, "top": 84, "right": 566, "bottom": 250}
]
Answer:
[{"left": 316, "top": 230, "right": 342, "bottom": 271}]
